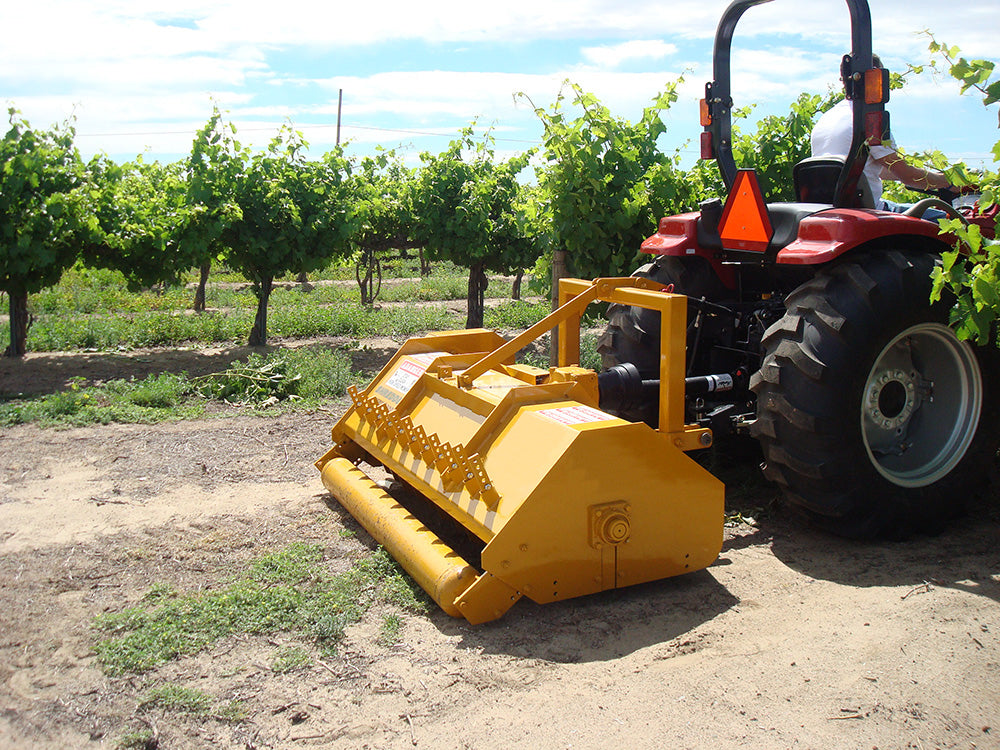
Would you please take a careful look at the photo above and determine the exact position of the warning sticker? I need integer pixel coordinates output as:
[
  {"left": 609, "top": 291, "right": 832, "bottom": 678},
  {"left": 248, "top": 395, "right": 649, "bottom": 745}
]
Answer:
[
  {"left": 537, "top": 405, "right": 617, "bottom": 426},
  {"left": 409, "top": 352, "right": 444, "bottom": 368},
  {"left": 382, "top": 352, "right": 443, "bottom": 395},
  {"left": 384, "top": 360, "right": 429, "bottom": 394}
]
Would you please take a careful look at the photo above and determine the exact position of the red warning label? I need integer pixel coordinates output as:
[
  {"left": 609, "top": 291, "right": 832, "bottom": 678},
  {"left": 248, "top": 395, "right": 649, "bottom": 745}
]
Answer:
[{"left": 383, "top": 353, "right": 442, "bottom": 394}]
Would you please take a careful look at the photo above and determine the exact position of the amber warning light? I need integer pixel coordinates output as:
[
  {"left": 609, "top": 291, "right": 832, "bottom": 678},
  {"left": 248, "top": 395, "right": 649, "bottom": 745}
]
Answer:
[
  {"left": 699, "top": 98, "right": 712, "bottom": 127},
  {"left": 718, "top": 169, "right": 773, "bottom": 252},
  {"left": 864, "top": 67, "right": 890, "bottom": 105}
]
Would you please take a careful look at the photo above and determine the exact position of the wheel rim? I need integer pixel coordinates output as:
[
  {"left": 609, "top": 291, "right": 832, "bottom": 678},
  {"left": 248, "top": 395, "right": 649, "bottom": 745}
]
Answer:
[{"left": 861, "top": 323, "right": 982, "bottom": 487}]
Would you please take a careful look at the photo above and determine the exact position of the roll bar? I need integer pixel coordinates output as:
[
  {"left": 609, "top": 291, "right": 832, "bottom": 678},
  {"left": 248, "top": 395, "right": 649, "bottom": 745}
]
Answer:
[{"left": 704, "top": 0, "right": 886, "bottom": 208}]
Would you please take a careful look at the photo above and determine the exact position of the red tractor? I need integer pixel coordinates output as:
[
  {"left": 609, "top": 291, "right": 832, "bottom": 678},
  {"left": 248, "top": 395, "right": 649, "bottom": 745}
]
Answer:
[{"left": 597, "top": 0, "right": 998, "bottom": 538}]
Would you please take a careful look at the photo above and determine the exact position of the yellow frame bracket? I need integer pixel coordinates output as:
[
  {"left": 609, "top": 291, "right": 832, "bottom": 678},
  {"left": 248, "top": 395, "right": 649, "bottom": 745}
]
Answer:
[
  {"left": 457, "top": 276, "right": 711, "bottom": 451},
  {"left": 457, "top": 282, "right": 601, "bottom": 388}
]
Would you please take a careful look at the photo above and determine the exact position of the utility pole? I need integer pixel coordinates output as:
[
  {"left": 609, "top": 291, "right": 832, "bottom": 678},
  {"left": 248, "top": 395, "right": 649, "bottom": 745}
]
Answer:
[{"left": 336, "top": 89, "right": 343, "bottom": 146}]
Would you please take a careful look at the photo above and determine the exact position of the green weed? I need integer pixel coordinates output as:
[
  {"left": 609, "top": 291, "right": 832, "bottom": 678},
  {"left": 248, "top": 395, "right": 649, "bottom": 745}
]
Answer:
[
  {"left": 93, "top": 546, "right": 425, "bottom": 675},
  {"left": 7, "top": 301, "right": 462, "bottom": 352},
  {"left": 17, "top": 310, "right": 248, "bottom": 351},
  {"left": 356, "top": 549, "right": 426, "bottom": 612},
  {"left": 515, "top": 345, "right": 549, "bottom": 369},
  {"left": 483, "top": 300, "right": 548, "bottom": 330},
  {"left": 378, "top": 275, "right": 470, "bottom": 302},
  {"left": 246, "top": 542, "right": 323, "bottom": 584},
  {"left": 7, "top": 259, "right": 538, "bottom": 354},
  {"left": 282, "top": 347, "right": 353, "bottom": 401},
  {"left": 0, "top": 348, "right": 355, "bottom": 427},
  {"left": 271, "top": 645, "right": 311, "bottom": 673},
  {"left": 378, "top": 613, "right": 404, "bottom": 646},
  {"left": 141, "top": 582, "right": 177, "bottom": 603},
  {"left": 0, "top": 375, "right": 204, "bottom": 428},
  {"left": 512, "top": 330, "right": 602, "bottom": 372},
  {"left": 191, "top": 354, "right": 301, "bottom": 406},
  {"left": 115, "top": 729, "right": 155, "bottom": 749},
  {"left": 266, "top": 303, "right": 457, "bottom": 340},
  {"left": 579, "top": 331, "right": 602, "bottom": 372},
  {"left": 216, "top": 699, "right": 250, "bottom": 722},
  {"left": 139, "top": 684, "right": 212, "bottom": 715},
  {"left": 31, "top": 265, "right": 189, "bottom": 315},
  {"left": 105, "top": 372, "right": 190, "bottom": 409}
]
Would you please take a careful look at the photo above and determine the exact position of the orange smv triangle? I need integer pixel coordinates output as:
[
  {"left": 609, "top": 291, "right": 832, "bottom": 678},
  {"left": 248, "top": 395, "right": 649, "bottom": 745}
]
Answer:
[{"left": 718, "top": 169, "right": 774, "bottom": 252}]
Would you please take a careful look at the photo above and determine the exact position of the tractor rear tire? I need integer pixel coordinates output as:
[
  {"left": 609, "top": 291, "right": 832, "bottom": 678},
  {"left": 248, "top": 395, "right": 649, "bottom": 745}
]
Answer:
[
  {"left": 750, "top": 250, "right": 998, "bottom": 538},
  {"left": 596, "top": 256, "right": 732, "bottom": 422}
]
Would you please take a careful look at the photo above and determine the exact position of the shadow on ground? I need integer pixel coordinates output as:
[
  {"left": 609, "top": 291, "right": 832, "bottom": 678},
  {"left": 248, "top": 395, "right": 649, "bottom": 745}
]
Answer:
[
  {"left": 321, "top": 478, "right": 739, "bottom": 666},
  {"left": 444, "top": 570, "right": 738, "bottom": 664},
  {"left": 767, "top": 510, "right": 1000, "bottom": 605},
  {"left": 320, "top": 427, "right": 1000, "bottom": 668},
  {"left": 695, "top": 434, "right": 1000, "bottom": 605}
]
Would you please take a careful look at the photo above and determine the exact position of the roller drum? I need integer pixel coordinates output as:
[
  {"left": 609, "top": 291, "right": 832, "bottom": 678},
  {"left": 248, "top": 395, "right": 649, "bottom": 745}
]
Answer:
[{"left": 319, "top": 457, "right": 477, "bottom": 618}]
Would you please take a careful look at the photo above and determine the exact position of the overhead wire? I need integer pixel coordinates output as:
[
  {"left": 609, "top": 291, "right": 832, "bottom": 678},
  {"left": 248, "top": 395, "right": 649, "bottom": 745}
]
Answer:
[{"left": 75, "top": 120, "right": 544, "bottom": 146}]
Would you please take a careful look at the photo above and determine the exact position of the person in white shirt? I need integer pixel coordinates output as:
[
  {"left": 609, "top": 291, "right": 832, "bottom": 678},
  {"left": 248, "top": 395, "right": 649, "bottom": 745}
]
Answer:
[{"left": 811, "top": 55, "right": 958, "bottom": 218}]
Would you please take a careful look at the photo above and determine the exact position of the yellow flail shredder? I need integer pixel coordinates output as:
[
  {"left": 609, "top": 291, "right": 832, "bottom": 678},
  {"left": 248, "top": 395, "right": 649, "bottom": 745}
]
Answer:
[{"left": 316, "top": 278, "right": 724, "bottom": 624}]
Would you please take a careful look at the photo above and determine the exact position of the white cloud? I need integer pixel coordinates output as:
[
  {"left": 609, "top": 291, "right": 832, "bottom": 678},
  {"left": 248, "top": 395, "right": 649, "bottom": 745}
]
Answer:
[
  {"left": 4, "top": 0, "right": 996, "bottom": 66},
  {"left": 582, "top": 40, "right": 678, "bottom": 69},
  {"left": 307, "top": 69, "right": 687, "bottom": 128},
  {"left": 182, "top": 0, "right": 724, "bottom": 47},
  {"left": 723, "top": 47, "right": 844, "bottom": 103},
  {"left": 1, "top": 0, "right": 995, "bottom": 162}
]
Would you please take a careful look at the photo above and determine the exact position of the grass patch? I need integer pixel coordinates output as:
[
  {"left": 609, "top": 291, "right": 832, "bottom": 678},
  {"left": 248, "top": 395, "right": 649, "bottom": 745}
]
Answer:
[
  {"left": 191, "top": 354, "right": 302, "bottom": 407},
  {"left": 10, "top": 261, "right": 534, "bottom": 353},
  {"left": 483, "top": 300, "right": 549, "bottom": 331},
  {"left": 0, "top": 374, "right": 205, "bottom": 428},
  {"left": 93, "top": 545, "right": 426, "bottom": 675},
  {"left": 139, "top": 684, "right": 213, "bottom": 715},
  {"left": 271, "top": 645, "right": 312, "bottom": 673},
  {"left": 216, "top": 699, "right": 250, "bottom": 722},
  {"left": 6, "top": 302, "right": 462, "bottom": 353},
  {"left": 513, "top": 329, "right": 602, "bottom": 373},
  {"left": 378, "top": 613, "right": 404, "bottom": 646},
  {"left": 0, "top": 347, "right": 356, "bottom": 427},
  {"left": 115, "top": 729, "right": 156, "bottom": 749}
]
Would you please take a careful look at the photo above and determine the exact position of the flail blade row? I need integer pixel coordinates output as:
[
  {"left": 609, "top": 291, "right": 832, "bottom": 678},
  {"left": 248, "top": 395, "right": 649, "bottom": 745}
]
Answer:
[{"left": 347, "top": 385, "right": 502, "bottom": 508}]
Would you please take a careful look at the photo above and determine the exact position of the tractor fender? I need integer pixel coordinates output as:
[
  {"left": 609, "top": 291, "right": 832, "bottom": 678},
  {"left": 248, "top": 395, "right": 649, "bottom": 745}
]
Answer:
[
  {"left": 776, "top": 208, "right": 951, "bottom": 264},
  {"left": 640, "top": 207, "right": 954, "bottom": 279},
  {"left": 640, "top": 212, "right": 737, "bottom": 289}
]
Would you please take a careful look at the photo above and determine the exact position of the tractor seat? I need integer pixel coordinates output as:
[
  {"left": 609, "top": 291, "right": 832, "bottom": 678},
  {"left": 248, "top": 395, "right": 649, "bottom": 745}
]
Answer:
[
  {"left": 696, "top": 200, "right": 828, "bottom": 253},
  {"left": 766, "top": 202, "right": 831, "bottom": 249},
  {"left": 694, "top": 159, "right": 874, "bottom": 254},
  {"left": 793, "top": 156, "right": 875, "bottom": 208}
]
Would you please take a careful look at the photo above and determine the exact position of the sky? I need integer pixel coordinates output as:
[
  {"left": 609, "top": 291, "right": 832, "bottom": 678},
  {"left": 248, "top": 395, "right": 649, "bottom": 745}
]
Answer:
[{"left": 1, "top": 0, "right": 998, "bottom": 172}]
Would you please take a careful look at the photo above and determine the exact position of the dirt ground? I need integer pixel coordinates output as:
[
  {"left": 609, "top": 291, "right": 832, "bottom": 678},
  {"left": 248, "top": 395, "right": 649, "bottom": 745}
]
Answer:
[{"left": 1, "top": 341, "right": 999, "bottom": 750}]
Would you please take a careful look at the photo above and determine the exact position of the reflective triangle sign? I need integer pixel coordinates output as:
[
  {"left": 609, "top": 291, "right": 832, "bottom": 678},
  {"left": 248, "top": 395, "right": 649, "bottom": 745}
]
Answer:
[{"left": 718, "top": 169, "right": 773, "bottom": 252}]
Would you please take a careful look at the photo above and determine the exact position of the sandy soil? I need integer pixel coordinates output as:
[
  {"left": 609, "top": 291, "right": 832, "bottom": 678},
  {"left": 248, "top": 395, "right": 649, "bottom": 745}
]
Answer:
[{"left": 1, "top": 341, "right": 998, "bottom": 750}]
